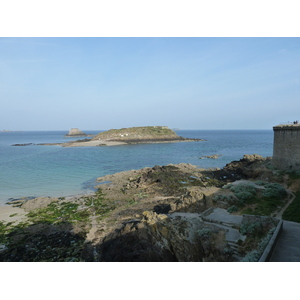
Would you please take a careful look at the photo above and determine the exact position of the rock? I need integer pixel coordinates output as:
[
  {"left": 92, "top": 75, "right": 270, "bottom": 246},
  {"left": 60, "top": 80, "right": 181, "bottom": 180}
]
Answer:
[
  {"left": 21, "top": 197, "right": 59, "bottom": 212},
  {"left": 96, "top": 210, "right": 229, "bottom": 262},
  {"left": 11, "top": 143, "right": 35, "bottom": 146},
  {"left": 65, "top": 128, "right": 90, "bottom": 137},
  {"left": 200, "top": 154, "right": 222, "bottom": 159},
  {"left": 170, "top": 187, "right": 206, "bottom": 212},
  {"left": 242, "top": 154, "right": 264, "bottom": 162}
]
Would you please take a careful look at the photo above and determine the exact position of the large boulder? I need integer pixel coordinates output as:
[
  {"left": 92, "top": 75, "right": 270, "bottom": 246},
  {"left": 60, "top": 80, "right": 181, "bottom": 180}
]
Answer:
[{"left": 96, "top": 210, "right": 229, "bottom": 262}]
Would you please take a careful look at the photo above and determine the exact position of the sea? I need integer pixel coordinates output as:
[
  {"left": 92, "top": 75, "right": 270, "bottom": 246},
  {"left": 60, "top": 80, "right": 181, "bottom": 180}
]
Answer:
[{"left": 0, "top": 130, "right": 274, "bottom": 206}]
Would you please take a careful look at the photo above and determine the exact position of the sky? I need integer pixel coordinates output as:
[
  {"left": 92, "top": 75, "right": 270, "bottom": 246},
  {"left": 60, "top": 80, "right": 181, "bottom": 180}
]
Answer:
[{"left": 1, "top": 37, "right": 300, "bottom": 131}]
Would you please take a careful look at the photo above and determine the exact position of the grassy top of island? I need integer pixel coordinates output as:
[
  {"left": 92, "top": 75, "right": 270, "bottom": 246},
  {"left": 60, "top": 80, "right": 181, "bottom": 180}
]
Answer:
[{"left": 92, "top": 126, "right": 202, "bottom": 144}]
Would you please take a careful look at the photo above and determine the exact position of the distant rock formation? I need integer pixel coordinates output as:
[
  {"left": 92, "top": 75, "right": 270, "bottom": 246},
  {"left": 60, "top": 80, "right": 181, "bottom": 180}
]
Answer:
[
  {"left": 65, "top": 128, "right": 92, "bottom": 137},
  {"left": 12, "top": 143, "right": 35, "bottom": 146},
  {"left": 199, "top": 154, "right": 222, "bottom": 159}
]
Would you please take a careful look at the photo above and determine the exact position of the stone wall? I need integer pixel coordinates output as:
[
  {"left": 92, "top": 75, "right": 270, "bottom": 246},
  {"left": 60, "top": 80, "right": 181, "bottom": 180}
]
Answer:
[{"left": 272, "top": 125, "right": 300, "bottom": 170}]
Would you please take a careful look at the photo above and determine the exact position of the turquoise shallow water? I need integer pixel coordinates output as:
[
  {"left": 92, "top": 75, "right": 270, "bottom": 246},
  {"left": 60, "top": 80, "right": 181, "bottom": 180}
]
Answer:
[{"left": 0, "top": 130, "right": 273, "bottom": 205}]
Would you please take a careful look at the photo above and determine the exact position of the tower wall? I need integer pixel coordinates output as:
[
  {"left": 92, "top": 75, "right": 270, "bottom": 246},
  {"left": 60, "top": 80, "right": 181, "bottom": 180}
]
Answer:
[{"left": 272, "top": 125, "right": 300, "bottom": 170}]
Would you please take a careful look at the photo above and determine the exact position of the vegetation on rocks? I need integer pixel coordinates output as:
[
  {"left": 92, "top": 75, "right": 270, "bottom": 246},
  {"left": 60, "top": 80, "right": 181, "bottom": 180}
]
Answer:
[
  {"left": 239, "top": 216, "right": 278, "bottom": 262},
  {"left": 282, "top": 191, "right": 300, "bottom": 222},
  {"left": 214, "top": 181, "right": 288, "bottom": 217},
  {"left": 0, "top": 154, "right": 297, "bottom": 262},
  {"left": 0, "top": 189, "right": 118, "bottom": 262}
]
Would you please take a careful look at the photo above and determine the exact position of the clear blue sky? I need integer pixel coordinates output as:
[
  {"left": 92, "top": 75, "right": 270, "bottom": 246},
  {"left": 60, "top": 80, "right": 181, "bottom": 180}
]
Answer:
[{"left": 1, "top": 37, "right": 300, "bottom": 130}]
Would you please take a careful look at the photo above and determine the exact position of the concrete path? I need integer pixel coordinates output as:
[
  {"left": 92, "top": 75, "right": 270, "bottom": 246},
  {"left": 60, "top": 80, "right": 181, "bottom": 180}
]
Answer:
[
  {"left": 276, "top": 190, "right": 295, "bottom": 219},
  {"left": 203, "top": 208, "right": 246, "bottom": 244},
  {"left": 269, "top": 221, "right": 300, "bottom": 262},
  {"left": 204, "top": 208, "right": 243, "bottom": 226}
]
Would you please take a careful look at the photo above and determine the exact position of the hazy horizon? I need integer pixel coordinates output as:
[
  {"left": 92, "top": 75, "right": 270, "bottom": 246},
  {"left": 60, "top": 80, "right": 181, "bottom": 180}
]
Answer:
[{"left": 1, "top": 127, "right": 275, "bottom": 132}]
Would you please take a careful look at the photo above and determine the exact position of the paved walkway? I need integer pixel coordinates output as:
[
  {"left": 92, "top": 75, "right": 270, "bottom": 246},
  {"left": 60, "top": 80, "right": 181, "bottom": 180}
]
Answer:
[
  {"left": 204, "top": 207, "right": 243, "bottom": 226},
  {"left": 269, "top": 220, "right": 300, "bottom": 262},
  {"left": 276, "top": 191, "right": 295, "bottom": 219},
  {"left": 203, "top": 208, "right": 246, "bottom": 244}
]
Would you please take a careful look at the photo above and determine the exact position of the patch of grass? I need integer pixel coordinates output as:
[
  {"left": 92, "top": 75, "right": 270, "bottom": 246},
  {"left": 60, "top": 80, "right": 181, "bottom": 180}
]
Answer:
[
  {"left": 0, "top": 221, "right": 9, "bottom": 243},
  {"left": 286, "top": 170, "right": 300, "bottom": 180},
  {"left": 240, "top": 221, "right": 264, "bottom": 237},
  {"left": 133, "top": 191, "right": 149, "bottom": 199},
  {"left": 230, "top": 184, "right": 257, "bottom": 204},
  {"left": 262, "top": 183, "right": 287, "bottom": 199},
  {"left": 241, "top": 207, "right": 254, "bottom": 214},
  {"left": 27, "top": 202, "right": 83, "bottom": 224},
  {"left": 83, "top": 189, "right": 116, "bottom": 219},
  {"left": 241, "top": 227, "right": 276, "bottom": 262},
  {"left": 282, "top": 190, "right": 300, "bottom": 223},
  {"left": 241, "top": 197, "right": 284, "bottom": 217},
  {"left": 239, "top": 217, "right": 278, "bottom": 260},
  {"left": 230, "top": 182, "right": 287, "bottom": 217},
  {"left": 214, "top": 194, "right": 239, "bottom": 207},
  {"left": 206, "top": 178, "right": 224, "bottom": 187},
  {"left": 0, "top": 220, "right": 30, "bottom": 244},
  {"left": 227, "top": 205, "right": 238, "bottom": 213},
  {"left": 126, "top": 199, "right": 138, "bottom": 206}
]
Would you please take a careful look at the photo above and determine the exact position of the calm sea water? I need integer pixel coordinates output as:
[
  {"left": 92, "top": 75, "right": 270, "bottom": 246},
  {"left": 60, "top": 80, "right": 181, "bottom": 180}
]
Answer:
[{"left": 0, "top": 130, "right": 274, "bottom": 205}]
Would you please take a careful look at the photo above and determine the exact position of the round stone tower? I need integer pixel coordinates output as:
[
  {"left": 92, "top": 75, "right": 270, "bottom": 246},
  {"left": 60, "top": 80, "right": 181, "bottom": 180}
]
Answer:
[{"left": 272, "top": 124, "right": 300, "bottom": 170}]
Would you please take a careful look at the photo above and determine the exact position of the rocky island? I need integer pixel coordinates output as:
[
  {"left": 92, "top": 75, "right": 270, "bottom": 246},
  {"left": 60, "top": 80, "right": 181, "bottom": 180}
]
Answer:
[
  {"left": 91, "top": 126, "right": 203, "bottom": 144},
  {"left": 1, "top": 154, "right": 297, "bottom": 262},
  {"left": 64, "top": 128, "right": 93, "bottom": 137}
]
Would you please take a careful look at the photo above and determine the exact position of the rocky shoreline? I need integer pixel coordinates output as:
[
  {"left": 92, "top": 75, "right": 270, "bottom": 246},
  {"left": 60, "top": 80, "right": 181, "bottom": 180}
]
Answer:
[{"left": 1, "top": 154, "right": 298, "bottom": 262}]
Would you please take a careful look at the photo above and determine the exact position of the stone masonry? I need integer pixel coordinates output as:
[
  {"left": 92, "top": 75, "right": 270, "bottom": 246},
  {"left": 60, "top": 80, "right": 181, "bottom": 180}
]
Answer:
[{"left": 272, "top": 124, "right": 300, "bottom": 170}]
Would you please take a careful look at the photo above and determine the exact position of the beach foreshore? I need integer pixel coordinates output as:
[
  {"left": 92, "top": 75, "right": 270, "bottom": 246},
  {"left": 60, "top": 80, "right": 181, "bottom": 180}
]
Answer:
[
  {"left": 0, "top": 205, "right": 28, "bottom": 224},
  {"left": 0, "top": 193, "right": 94, "bottom": 224}
]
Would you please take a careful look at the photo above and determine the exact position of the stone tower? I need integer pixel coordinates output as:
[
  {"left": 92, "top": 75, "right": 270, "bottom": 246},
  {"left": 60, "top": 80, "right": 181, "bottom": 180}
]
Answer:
[{"left": 272, "top": 124, "right": 300, "bottom": 170}]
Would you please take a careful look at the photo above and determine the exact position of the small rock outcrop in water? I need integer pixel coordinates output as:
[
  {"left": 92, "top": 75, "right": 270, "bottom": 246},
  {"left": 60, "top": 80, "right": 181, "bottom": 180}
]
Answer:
[
  {"left": 11, "top": 143, "right": 35, "bottom": 146},
  {"left": 199, "top": 154, "right": 222, "bottom": 159},
  {"left": 65, "top": 128, "right": 91, "bottom": 137}
]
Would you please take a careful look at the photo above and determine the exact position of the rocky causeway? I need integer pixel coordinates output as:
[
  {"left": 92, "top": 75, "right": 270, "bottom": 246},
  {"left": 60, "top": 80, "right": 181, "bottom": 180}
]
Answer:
[{"left": 12, "top": 126, "right": 204, "bottom": 147}]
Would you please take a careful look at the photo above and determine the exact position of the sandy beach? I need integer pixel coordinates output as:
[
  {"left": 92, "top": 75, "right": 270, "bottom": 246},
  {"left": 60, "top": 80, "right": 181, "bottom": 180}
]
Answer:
[
  {"left": 0, "top": 205, "right": 28, "bottom": 224},
  {"left": 40, "top": 139, "right": 127, "bottom": 147},
  {"left": 63, "top": 140, "right": 127, "bottom": 147}
]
